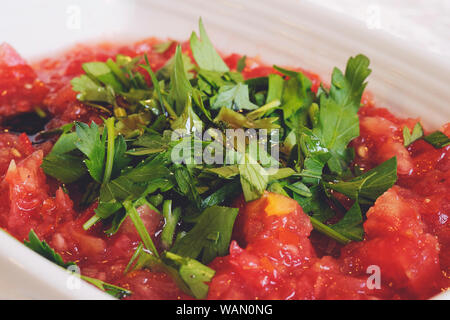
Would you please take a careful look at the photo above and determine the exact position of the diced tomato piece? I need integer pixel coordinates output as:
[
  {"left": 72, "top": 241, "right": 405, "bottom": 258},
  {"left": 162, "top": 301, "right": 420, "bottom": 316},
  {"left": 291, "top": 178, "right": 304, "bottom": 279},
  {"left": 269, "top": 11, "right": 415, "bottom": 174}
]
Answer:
[
  {"left": 3, "top": 151, "right": 48, "bottom": 239},
  {"left": 364, "top": 187, "right": 425, "bottom": 239},
  {"left": 341, "top": 234, "right": 441, "bottom": 299},
  {"left": 353, "top": 115, "right": 413, "bottom": 174},
  {"left": 340, "top": 186, "right": 443, "bottom": 299},
  {"left": 208, "top": 192, "right": 315, "bottom": 299},
  {"left": 294, "top": 256, "right": 391, "bottom": 300},
  {"left": 119, "top": 269, "right": 190, "bottom": 300},
  {"left": 0, "top": 132, "right": 34, "bottom": 176},
  {"left": 118, "top": 204, "right": 163, "bottom": 239},
  {"left": 0, "top": 43, "right": 48, "bottom": 119},
  {"left": 233, "top": 192, "right": 313, "bottom": 246}
]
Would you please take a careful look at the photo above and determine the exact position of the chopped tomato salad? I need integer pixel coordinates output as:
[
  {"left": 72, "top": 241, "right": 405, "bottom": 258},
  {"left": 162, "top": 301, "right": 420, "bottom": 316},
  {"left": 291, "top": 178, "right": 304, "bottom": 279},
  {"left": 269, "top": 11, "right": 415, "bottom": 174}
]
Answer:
[{"left": 0, "top": 20, "right": 448, "bottom": 300}]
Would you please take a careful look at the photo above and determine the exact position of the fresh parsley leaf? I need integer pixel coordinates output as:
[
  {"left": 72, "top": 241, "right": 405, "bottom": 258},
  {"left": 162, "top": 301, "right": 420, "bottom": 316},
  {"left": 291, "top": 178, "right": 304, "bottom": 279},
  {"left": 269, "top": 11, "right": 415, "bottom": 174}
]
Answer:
[
  {"left": 130, "top": 131, "right": 171, "bottom": 154},
  {"left": 298, "top": 127, "right": 332, "bottom": 184},
  {"left": 171, "top": 205, "right": 238, "bottom": 264},
  {"left": 102, "top": 210, "right": 126, "bottom": 236},
  {"left": 326, "top": 157, "right": 397, "bottom": 204},
  {"left": 192, "top": 88, "right": 213, "bottom": 121},
  {"left": 174, "top": 165, "right": 203, "bottom": 209},
  {"left": 314, "top": 96, "right": 359, "bottom": 158},
  {"left": 156, "top": 51, "right": 195, "bottom": 81},
  {"left": 189, "top": 18, "right": 230, "bottom": 72},
  {"left": 211, "top": 83, "right": 258, "bottom": 111},
  {"left": 307, "top": 200, "right": 364, "bottom": 244},
  {"left": 171, "top": 95, "right": 203, "bottom": 133},
  {"left": 267, "top": 167, "right": 296, "bottom": 181},
  {"left": 329, "top": 54, "right": 371, "bottom": 113},
  {"left": 94, "top": 200, "right": 123, "bottom": 220},
  {"left": 292, "top": 184, "right": 335, "bottom": 223},
  {"left": 24, "top": 230, "right": 75, "bottom": 268},
  {"left": 310, "top": 217, "right": 352, "bottom": 245},
  {"left": 71, "top": 74, "right": 116, "bottom": 105},
  {"left": 41, "top": 17, "right": 412, "bottom": 299},
  {"left": 247, "top": 100, "right": 281, "bottom": 120},
  {"left": 41, "top": 152, "right": 86, "bottom": 184},
  {"left": 85, "top": 157, "right": 173, "bottom": 231},
  {"left": 100, "top": 158, "right": 172, "bottom": 203},
  {"left": 24, "top": 230, "right": 131, "bottom": 298},
  {"left": 266, "top": 73, "right": 284, "bottom": 104},
  {"left": 204, "top": 165, "right": 239, "bottom": 179},
  {"left": 169, "top": 45, "right": 194, "bottom": 115},
  {"left": 148, "top": 193, "right": 164, "bottom": 207},
  {"left": 330, "top": 201, "right": 364, "bottom": 241},
  {"left": 201, "top": 178, "right": 241, "bottom": 208},
  {"left": 106, "top": 58, "right": 130, "bottom": 89},
  {"left": 74, "top": 121, "right": 106, "bottom": 183},
  {"left": 245, "top": 76, "right": 268, "bottom": 94},
  {"left": 313, "top": 55, "right": 371, "bottom": 159},
  {"left": 274, "top": 66, "right": 314, "bottom": 131},
  {"left": 115, "top": 112, "right": 153, "bottom": 138},
  {"left": 111, "top": 134, "right": 130, "bottom": 178},
  {"left": 72, "top": 53, "right": 163, "bottom": 117},
  {"left": 285, "top": 181, "right": 312, "bottom": 197},
  {"left": 239, "top": 151, "right": 269, "bottom": 202},
  {"left": 267, "top": 181, "right": 290, "bottom": 197},
  {"left": 214, "top": 107, "right": 279, "bottom": 129},
  {"left": 403, "top": 122, "right": 424, "bottom": 147},
  {"left": 48, "top": 130, "right": 77, "bottom": 154},
  {"left": 213, "top": 107, "right": 251, "bottom": 128},
  {"left": 196, "top": 69, "right": 226, "bottom": 95},
  {"left": 41, "top": 126, "right": 87, "bottom": 183},
  {"left": 122, "top": 240, "right": 216, "bottom": 300},
  {"left": 153, "top": 40, "right": 175, "bottom": 53},
  {"left": 423, "top": 130, "right": 450, "bottom": 148},
  {"left": 236, "top": 55, "right": 246, "bottom": 72},
  {"left": 163, "top": 251, "right": 215, "bottom": 299},
  {"left": 99, "top": 175, "right": 145, "bottom": 205},
  {"left": 82, "top": 62, "right": 124, "bottom": 92}
]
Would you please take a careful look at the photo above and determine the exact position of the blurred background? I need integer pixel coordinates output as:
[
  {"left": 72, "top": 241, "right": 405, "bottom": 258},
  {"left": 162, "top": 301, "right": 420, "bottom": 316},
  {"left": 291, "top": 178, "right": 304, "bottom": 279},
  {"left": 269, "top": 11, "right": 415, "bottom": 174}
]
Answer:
[
  {"left": 1, "top": 0, "right": 449, "bottom": 59},
  {"left": 316, "top": 0, "right": 450, "bottom": 58}
]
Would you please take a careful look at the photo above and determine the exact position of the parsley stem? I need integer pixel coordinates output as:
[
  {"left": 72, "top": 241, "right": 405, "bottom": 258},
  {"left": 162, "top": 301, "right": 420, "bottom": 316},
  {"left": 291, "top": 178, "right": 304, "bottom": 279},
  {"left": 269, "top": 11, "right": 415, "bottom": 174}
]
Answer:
[
  {"left": 83, "top": 215, "right": 101, "bottom": 230},
  {"left": 247, "top": 99, "right": 281, "bottom": 120},
  {"left": 140, "top": 54, "right": 176, "bottom": 119},
  {"left": 106, "top": 58, "right": 130, "bottom": 89},
  {"left": 161, "top": 200, "right": 181, "bottom": 250},
  {"left": 310, "top": 217, "right": 351, "bottom": 245},
  {"left": 102, "top": 117, "right": 116, "bottom": 185},
  {"left": 124, "top": 243, "right": 144, "bottom": 274},
  {"left": 163, "top": 99, "right": 177, "bottom": 119},
  {"left": 34, "top": 106, "right": 47, "bottom": 118},
  {"left": 80, "top": 274, "right": 131, "bottom": 298},
  {"left": 124, "top": 199, "right": 160, "bottom": 258}
]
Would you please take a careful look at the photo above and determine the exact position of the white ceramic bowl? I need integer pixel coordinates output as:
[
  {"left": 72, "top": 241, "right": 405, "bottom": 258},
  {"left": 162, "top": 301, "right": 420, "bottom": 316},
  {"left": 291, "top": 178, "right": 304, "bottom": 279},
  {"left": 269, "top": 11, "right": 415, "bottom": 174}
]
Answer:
[{"left": 0, "top": 0, "right": 448, "bottom": 299}]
